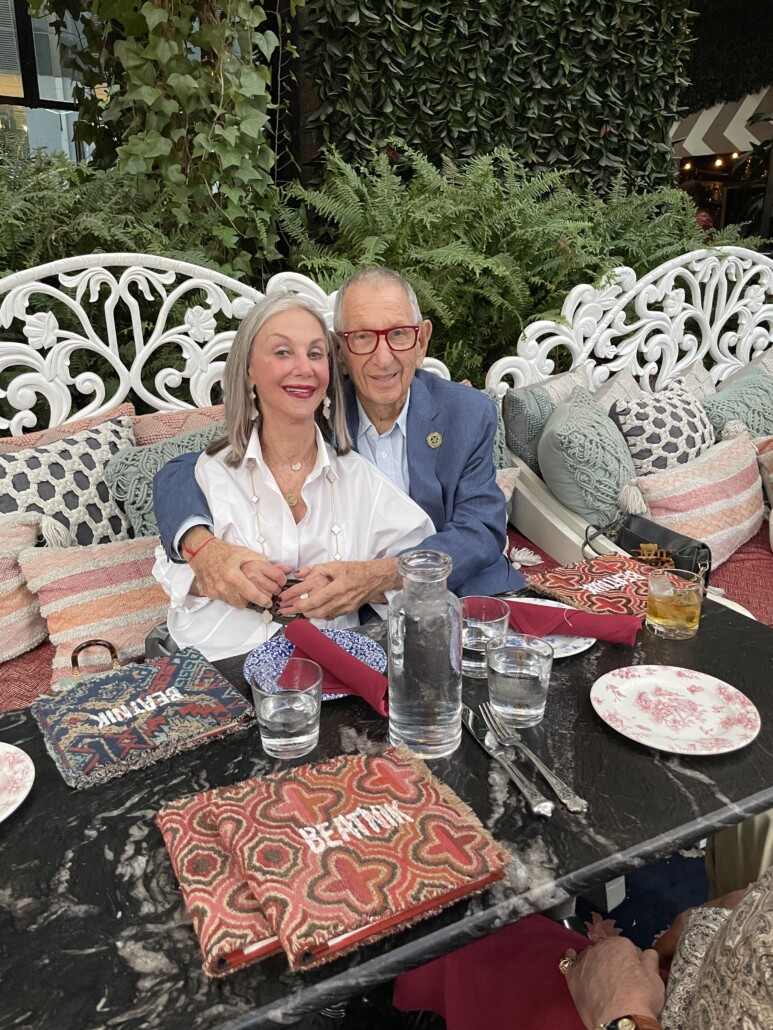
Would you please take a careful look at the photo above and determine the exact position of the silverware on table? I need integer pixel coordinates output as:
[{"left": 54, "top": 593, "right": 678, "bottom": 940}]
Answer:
[
  {"left": 479, "top": 702, "right": 589, "bottom": 814},
  {"left": 460, "top": 705, "right": 554, "bottom": 817}
]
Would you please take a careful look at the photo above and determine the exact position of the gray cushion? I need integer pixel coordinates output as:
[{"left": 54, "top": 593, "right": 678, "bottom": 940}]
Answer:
[
  {"left": 104, "top": 422, "right": 224, "bottom": 537},
  {"left": 700, "top": 368, "right": 773, "bottom": 438},
  {"left": 0, "top": 417, "right": 135, "bottom": 545},
  {"left": 537, "top": 387, "right": 636, "bottom": 526},
  {"left": 502, "top": 369, "right": 588, "bottom": 471},
  {"left": 609, "top": 381, "right": 714, "bottom": 476}
]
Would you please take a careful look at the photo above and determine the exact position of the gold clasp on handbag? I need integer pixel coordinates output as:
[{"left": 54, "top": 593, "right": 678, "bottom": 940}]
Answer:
[
  {"left": 631, "top": 543, "right": 676, "bottom": 569},
  {"left": 70, "top": 639, "right": 121, "bottom": 680}
]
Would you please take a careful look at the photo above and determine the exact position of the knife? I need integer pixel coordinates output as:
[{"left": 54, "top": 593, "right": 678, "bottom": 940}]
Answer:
[{"left": 461, "top": 706, "right": 554, "bottom": 817}]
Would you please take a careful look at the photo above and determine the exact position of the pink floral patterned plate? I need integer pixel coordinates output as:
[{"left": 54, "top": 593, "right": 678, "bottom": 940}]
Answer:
[
  {"left": 590, "top": 665, "right": 761, "bottom": 755},
  {"left": 0, "top": 742, "right": 35, "bottom": 822}
]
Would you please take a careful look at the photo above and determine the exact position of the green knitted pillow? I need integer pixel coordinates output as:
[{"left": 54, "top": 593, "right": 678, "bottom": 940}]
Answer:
[
  {"left": 701, "top": 368, "right": 773, "bottom": 438},
  {"left": 105, "top": 422, "right": 225, "bottom": 537},
  {"left": 537, "top": 387, "right": 638, "bottom": 526}
]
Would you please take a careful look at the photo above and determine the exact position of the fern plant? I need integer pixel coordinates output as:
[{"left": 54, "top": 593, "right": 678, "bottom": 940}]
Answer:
[{"left": 281, "top": 144, "right": 757, "bottom": 382}]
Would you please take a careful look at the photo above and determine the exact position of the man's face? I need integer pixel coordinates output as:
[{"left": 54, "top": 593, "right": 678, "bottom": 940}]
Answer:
[{"left": 338, "top": 281, "right": 432, "bottom": 429}]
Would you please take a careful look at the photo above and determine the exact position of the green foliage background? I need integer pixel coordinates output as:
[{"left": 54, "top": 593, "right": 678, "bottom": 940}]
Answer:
[{"left": 300, "top": 0, "right": 694, "bottom": 191}]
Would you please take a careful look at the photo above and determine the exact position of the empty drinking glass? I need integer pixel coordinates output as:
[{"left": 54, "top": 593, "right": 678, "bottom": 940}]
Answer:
[
  {"left": 487, "top": 634, "right": 554, "bottom": 728},
  {"left": 461, "top": 596, "right": 511, "bottom": 678},
  {"left": 248, "top": 657, "right": 322, "bottom": 759}
]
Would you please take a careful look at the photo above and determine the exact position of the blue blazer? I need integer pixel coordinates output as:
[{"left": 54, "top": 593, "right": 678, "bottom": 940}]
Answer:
[{"left": 154, "top": 370, "right": 523, "bottom": 596}]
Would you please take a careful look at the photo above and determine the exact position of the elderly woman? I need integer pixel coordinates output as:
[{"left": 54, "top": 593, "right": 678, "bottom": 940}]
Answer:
[{"left": 153, "top": 295, "right": 433, "bottom": 661}]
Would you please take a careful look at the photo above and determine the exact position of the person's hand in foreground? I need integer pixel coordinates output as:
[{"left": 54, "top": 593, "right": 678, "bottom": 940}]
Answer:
[
  {"left": 564, "top": 937, "right": 665, "bottom": 1030},
  {"left": 183, "top": 527, "right": 288, "bottom": 609},
  {"left": 276, "top": 559, "right": 402, "bottom": 620}
]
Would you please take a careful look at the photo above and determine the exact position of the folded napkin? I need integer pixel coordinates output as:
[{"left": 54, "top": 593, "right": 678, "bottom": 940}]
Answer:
[
  {"left": 282, "top": 621, "right": 389, "bottom": 716},
  {"left": 506, "top": 600, "right": 641, "bottom": 646}
]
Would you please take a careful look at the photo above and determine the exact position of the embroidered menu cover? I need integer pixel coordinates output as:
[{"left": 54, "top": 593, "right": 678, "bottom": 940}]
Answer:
[
  {"left": 33, "top": 647, "right": 253, "bottom": 789},
  {"left": 527, "top": 555, "right": 650, "bottom": 617},
  {"left": 211, "top": 746, "right": 510, "bottom": 971},
  {"left": 156, "top": 791, "right": 281, "bottom": 977}
]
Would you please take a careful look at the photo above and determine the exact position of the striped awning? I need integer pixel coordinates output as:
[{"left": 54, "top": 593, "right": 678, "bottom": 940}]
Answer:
[{"left": 671, "top": 87, "right": 773, "bottom": 157}]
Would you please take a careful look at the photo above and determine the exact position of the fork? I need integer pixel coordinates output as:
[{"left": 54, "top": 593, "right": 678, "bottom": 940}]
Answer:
[{"left": 479, "top": 703, "right": 589, "bottom": 814}]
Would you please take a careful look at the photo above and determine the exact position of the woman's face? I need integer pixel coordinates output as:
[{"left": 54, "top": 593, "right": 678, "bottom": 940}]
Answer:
[{"left": 248, "top": 307, "right": 330, "bottom": 426}]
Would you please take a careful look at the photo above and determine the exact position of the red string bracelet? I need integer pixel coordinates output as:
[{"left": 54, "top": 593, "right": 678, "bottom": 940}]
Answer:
[{"left": 182, "top": 535, "right": 216, "bottom": 561}]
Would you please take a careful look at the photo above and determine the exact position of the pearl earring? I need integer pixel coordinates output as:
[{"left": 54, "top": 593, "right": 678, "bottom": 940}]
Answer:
[
  {"left": 322, "top": 395, "right": 332, "bottom": 421},
  {"left": 251, "top": 389, "right": 259, "bottom": 420}
]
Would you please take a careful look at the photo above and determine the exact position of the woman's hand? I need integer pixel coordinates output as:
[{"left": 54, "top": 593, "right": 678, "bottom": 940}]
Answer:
[
  {"left": 564, "top": 937, "right": 665, "bottom": 1030},
  {"left": 652, "top": 887, "right": 748, "bottom": 961},
  {"left": 183, "top": 529, "right": 288, "bottom": 609},
  {"left": 276, "top": 559, "right": 401, "bottom": 619}
]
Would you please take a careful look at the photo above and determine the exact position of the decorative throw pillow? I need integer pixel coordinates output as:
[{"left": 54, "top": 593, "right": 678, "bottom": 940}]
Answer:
[
  {"left": 700, "top": 368, "right": 773, "bottom": 438},
  {"left": 755, "top": 436, "right": 773, "bottom": 506},
  {"left": 610, "top": 381, "right": 715, "bottom": 477},
  {"left": 502, "top": 368, "right": 589, "bottom": 471},
  {"left": 0, "top": 513, "right": 70, "bottom": 662},
  {"left": 0, "top": 417, "right": 135, "bottom": 545},
  {"left": 538, "top": 387, "right": 637, "bottom": 526},
  {"left": 0, "top": 403, "right": 135, "bottom": 452},
  {"left": 680, "top": 363, "right": 716, "bottom": 398},
  {"left": 105, "top": 422, "right": 225, "bottom": 537},
  {"left": 591, "top": 367, "right": 642, "bottom": 411},
  {"left": 131, "top": 404, "right": 225, "bottom": 446},
  {"left": 620, "top": 433, "right": 764, "bottom": 568},
  {"left": 18, "top": 536, "right": 169, "bottom": 686},
  {"left": 716, "top": 347, "right": 773, "bottom": 390}
]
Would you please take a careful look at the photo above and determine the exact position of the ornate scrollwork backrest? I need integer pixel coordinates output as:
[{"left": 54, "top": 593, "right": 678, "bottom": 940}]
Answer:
[
  {"left": 485, "top": 246, "right": 773, "bottom": 397},
  {"left": 0, "top": 257, "right": 450, "bottom": 436}
]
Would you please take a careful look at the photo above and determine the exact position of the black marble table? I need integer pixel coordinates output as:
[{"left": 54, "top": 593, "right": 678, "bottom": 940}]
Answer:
[{"left": 2, "top": 599, "right": 773, "bottom": 1030}]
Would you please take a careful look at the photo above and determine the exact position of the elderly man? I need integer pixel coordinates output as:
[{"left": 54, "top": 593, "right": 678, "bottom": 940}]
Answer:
[{"left": 153, "top": 267, "right": 522, "bottom": 617}]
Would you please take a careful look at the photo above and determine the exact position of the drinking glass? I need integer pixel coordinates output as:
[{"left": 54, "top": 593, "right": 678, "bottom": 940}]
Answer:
[
  {"left": 645, "top": 568, "right": 704, "bottom": 640},
  {"left": 486, "top": 634, "right": 554, "bottom": 728},
  {"left": 248, "top": 657, "right": 322, "bottom": 759},
  {"left": 461, "top": 596, "right": 511, "bottom": 678}
]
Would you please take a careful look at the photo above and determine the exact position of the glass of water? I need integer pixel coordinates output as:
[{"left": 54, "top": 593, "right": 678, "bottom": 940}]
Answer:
[
  {"left": 248, "top": 657, "right": 322, "bottom": 759},
  {"left": 486, "top": 634, "right": 554, "bottom": 728},
  {"left": 461, "top": 596, "right": 511, "bottom": 678}
]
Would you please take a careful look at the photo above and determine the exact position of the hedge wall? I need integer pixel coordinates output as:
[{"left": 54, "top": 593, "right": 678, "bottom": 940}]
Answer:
[{"left": 300, "top": 0, "right": 694, "bottom": 191}]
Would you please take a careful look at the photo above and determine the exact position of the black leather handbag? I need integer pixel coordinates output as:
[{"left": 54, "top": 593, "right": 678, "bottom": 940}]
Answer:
[{"left": 584, "top": 514, "right": 712, "bottom": 587}]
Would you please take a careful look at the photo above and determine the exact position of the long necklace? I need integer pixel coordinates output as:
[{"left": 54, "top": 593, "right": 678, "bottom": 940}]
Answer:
[
  {"left": 247, "top": 459, "right": 343, "bottom": 561},
  {"left": 264, "top": 443, "right": 317, "bottom": 507}
]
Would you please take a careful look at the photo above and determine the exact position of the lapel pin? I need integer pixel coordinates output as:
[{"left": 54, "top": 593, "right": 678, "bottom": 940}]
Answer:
[{"left": 427, "top": 432, "right": 442, "bottom": 449}]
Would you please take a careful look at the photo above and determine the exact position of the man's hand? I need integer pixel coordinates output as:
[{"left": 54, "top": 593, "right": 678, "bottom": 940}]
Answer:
[
  {"left": 652, "top": 887, "right": 747, "bottom": 961},
  {"left": 276, "top": 558, "right": 401, "bottom": 620},
  {"left": 182, "top": 528, "right": 288, "bottom": 609},
  {"left": 564, "top": 937, "right": 665, "bottom": 1030}
]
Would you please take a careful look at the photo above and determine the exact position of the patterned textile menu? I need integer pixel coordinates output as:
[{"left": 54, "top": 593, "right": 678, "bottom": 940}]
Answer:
[
  {"left": 210, "top": 747, "right": 510, "bottom": 971},
  {"left": 527, "top": 555, "right": 650, "bottom": 616},
  {"left": 33, "top": 647, "right": 253, "bottom": 789},
  {"left": 156, "top": 791, "right": 281, "bottom": 977}
]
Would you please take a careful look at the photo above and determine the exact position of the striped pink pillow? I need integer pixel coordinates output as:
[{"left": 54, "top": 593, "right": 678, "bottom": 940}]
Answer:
[
  {"left": 132, "top": 405, "right": 224, "bottom": 446},
  {"left": 0, "top": 403, "right": 135, "bottom": 451},
  {"left": 18, "top": 537, "right": 169, "bottom": 686},
  {"left": 0, "top": 515, "right": 49, "bottom": 662},
  {"left": 632, "top": 434, "right": 764, "bottom": 568},
  {"left": 755, "top": 436, "right": 773, "bottom": 506}
]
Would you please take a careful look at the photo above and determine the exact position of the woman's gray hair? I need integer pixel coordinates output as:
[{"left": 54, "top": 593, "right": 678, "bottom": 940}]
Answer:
[
  {"left": 333, "top": 267, "right": 422, "bottom": 329},
  {"left": 206, "top": 293, "right": 352, "bottom": 467}
]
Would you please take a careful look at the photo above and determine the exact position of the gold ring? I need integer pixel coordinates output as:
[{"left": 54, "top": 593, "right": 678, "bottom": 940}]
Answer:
[{"left": 558, "top": 953, "right": 576, "bottom": 975}]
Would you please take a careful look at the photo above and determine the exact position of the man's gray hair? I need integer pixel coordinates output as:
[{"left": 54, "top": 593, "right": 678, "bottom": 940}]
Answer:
[
  {"left": 333, "top": 267, "right": 422, "bottom": 330},
  {"left": 207, "top": 293, "right": 352, "bottom": 467}
]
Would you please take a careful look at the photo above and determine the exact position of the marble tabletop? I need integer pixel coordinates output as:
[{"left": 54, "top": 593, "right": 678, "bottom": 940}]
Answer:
[{"left": 2, "top": 598, "right": 773, "bottom": 1030}]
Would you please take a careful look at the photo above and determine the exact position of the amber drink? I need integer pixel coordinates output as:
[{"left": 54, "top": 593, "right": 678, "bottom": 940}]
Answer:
[{"left": 645, "top": 569, "right": 703, "bottom": 640}]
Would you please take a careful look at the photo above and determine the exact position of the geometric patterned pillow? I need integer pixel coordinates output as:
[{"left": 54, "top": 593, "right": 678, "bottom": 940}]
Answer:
[
  {"left": 131, "top": 404, "right": 224, "bottom": 446},
  {"left": 104, "top": 422, "right": 224, "bottom": 537},
  {"left": 0, "top": 402, "right": 135, "bottom": 452},
  {"left": 0, "top": 417, "right": 135, "bottom": 545},
  {"left": 610, "top": 381, "right": 715, "bottom": 477},
  {"left": 629, "top": 434, "right": 764, "bottom": 568}
]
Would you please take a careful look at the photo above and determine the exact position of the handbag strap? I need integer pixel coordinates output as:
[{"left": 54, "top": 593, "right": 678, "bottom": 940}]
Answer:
[
  {"left": 582, "top": 520, "right": 621, "bottom": 560},
  {"left": 71, "top": 639, "right": 120, "bottom": 679}
]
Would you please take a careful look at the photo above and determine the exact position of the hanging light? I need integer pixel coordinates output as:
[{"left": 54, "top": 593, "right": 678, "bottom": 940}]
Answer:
[
  {"left": 714, "top": 157, "right": 723, "bottom": 167},
  {"left": 732, "top": 152, "right": 740, "bottom": 159},
  {"left": 683, "top": 161, "right": 693, "bottom": 171}
]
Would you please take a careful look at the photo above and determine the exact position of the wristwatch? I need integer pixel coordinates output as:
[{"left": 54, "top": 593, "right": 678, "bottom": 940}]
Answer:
[{"left": 597, "top": 1018, "right": 663, "bottom": 1030}]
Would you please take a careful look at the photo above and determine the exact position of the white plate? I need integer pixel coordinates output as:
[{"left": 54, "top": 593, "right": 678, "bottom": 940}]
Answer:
[
  {"left": 244, "top": 629, "right": 386, "bottom": 701},
  {"left": 590, "top": 665, "right": 761, "bottom": 755},
  {"left": 0, "top": 742, "right": 34, "bottom": 822},
  {"left": 508, "top": 596, "right": 596, "bottom": 659}
]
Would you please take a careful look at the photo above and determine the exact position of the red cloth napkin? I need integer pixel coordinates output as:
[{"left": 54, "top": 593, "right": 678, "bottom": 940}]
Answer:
[
  {"left": 506, "top": 600, "right": 642, "bottom": 645},
  {"left": 282, "top": 621, "right": 389, "bottom": 716}
]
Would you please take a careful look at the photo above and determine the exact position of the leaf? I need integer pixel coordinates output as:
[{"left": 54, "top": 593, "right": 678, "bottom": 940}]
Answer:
[{"left": 140, "top": 1, "right": 168, "bottom": 32}]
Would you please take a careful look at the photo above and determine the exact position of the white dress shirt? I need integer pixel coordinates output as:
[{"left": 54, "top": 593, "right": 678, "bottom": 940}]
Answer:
[
  {"left": 356, "top": 391, "right": 410, "bottom": 494},
  {"left": 153, "top": 425, "right": 434, "bottom": 660}
]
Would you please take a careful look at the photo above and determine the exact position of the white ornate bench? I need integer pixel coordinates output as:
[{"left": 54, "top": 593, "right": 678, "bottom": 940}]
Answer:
[
  {"left": 485, "top": 246, "right": 773, "bottom": 565},
  {"left": 0, "top": 254, "right": 449, "bottom": 436}
]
